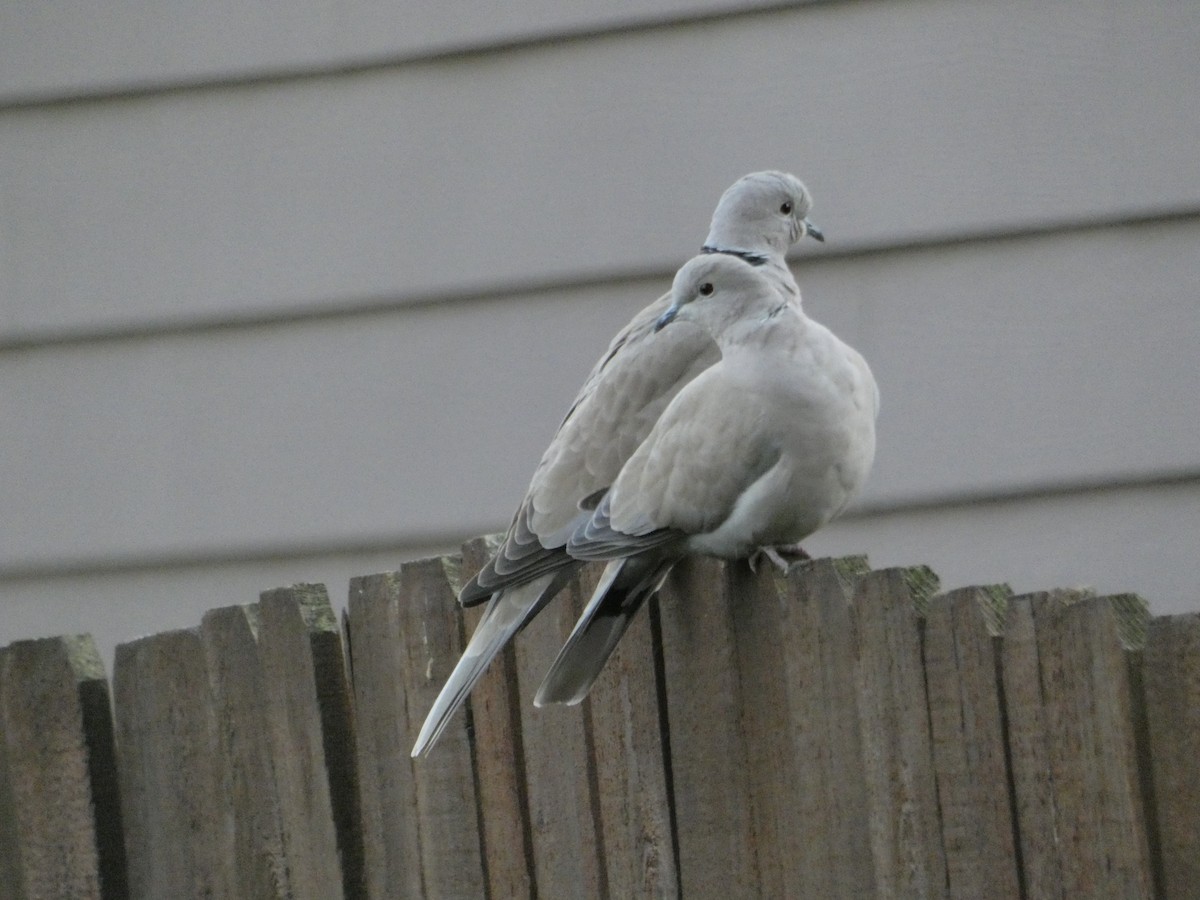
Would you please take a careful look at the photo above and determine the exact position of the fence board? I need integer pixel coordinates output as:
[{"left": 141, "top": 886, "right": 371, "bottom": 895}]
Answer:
[
  {"left": 113, "top": 628, "right": 235, "bottom": 898},
  {"left": 387, "top": 558, "right": 488, "bottom": 899},
  {"left": 413, "top": 559, "right": 492, "bottom": 897},
  {"left": 1142, "top": 613, "right": 1200, "bottom": 899},
  {"left": 199, "top": 604, "right": 288, "bottom": 897},
  {"left": 0, "top": 685, "right": 22, "bottom": 900},
  {"left": 923, "top": 586, "right": 1020, "bottom": 899},
  {"left": 583, "top": 562, "right": 678, "bottom": 900},
  {"left": 258, "top": 585, "right": 359, "bottom": 899},
  {"left": 510, "top": 569, "right": 606, "bottom": 898},
  {"left": 656, "top": 557, "right": 758, "bottom": 897},
  {"left": 779, "top": 556, "right": 876, "bottom": 898},
  {"left": 1033, "top": 594, "right": 1154, "bottom": 898},
  {"left": 727, "top": 562, "right": 806, "bottom": 899},
  {"left": 2, "top": 549, "right": 1194, "bottom": 898},
  {"left": 459, "top": 536, "right": 536, "bottom": 900},
  {"left": 311, "top": 610, "right": 367, "bottom": 900},
  {"left": 0, "top": 635, "right": 125, "bottom": 900},
  {"left": 347, "top": 572, "right": 425, "bottom": 898},
  {"left": 998, "top": 590, "right": 1087, "bottom": 898},
  {"left": 853, "top": 566, "right": 948, "bottom": 899}
]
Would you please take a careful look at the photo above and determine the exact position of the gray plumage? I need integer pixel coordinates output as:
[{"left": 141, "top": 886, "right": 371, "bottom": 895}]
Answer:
[
  {"left": 412, "top": 172, "right": 825, "bottom": 757},
  {"left": 535, "top": 254, "right": 878, "bottom": 705}
]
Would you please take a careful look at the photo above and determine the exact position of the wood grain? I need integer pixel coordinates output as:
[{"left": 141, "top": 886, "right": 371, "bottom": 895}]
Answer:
[
  {"left": 509, "top": 568, "right": 605, "bottom": 898},
  {"left": 656, "top": 557, "right": 758, "bottom": 898},
  {"left": 999, "top": 591, "right": 1076, "bottom": 899},
  {"left": 726, "top": 561, "right": 801, "bottom": 899},
  {"left": 1142, "top": 613, "right": 1200, "bottom": 899},
  {"left": 582, "top": 561, "right": 678, "bottom": 899},
  {"left": 258, "top": 584, "right": 361, "bottom": 899},
  {"left": 457, "top": 535, "right": 537, "bottom": 900},
  {"left": 923, "top": 585, "right": 1020, "bottom": 899},
  {"left": 778, "top": 557, "right": 876, "bottom": 898},
  {"left": 199, "top": 604, "right": 289, "bottom": 897},
  {"left": 1032, "top": 594, "right": 1154, "bottom": 898},
  {"left": 852, "top": 566, "right": 948, "bottom": 899},
  {"left": 347, "top": 572, "right": 425, "bottom": 899},
  {"left": 0, "top": 635, "right": 125, "bottom": 900},
  {"left": 113, "top": 629, "right": 235, "bottom": 898},
  {"left": 390, "top": 558, "right": 488, "bottom": 899}
]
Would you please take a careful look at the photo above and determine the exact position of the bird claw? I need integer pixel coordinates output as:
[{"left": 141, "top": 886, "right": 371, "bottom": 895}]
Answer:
[{"left": 749, "top": 544, "right": 809, "bottom": 574}]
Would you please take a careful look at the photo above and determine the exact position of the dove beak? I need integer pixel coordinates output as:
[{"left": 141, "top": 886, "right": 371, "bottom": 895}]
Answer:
[
  {"left": 654, "top": 305, "right": 680, "bottom": 332},
  {"left": 803, "top": 219, "right": 825, "bottom": 243}
]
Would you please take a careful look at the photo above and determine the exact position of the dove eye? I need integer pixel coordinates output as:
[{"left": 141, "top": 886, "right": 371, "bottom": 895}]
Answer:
[
  {"left": 698, "top": 282, "right": 714, "bottom": 296},
  {"left": 780, "top": 201, "right": 793, "bottom": 215}
]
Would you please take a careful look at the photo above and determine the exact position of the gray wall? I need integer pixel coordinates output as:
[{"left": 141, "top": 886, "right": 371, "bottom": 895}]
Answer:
[{"left": 4, "top": 0, "right": 1198, "bottom": 668}]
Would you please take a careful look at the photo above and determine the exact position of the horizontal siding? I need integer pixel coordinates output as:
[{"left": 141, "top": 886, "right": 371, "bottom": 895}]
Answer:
[
  {"left": 5, "top": 219, "right": 1198, "bottom": 570},
  {"left": 0, "top": 0, "right": 797, "bottom": 101},
  {"left": 3, "top": 0, "right": 1199, "bottom": 341},
  {"left": 805, "top": 479, "right": 1200, "bottom": 619},
  {"left": 820, "top": 217, "right": 1200, "bottom": 506},
  {"left": 3, "top": 480, "right": 1196, "bottom": 675}
]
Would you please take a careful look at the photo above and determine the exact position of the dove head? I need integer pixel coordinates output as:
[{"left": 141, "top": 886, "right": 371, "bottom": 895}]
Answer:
[
  {"left": 655, "top": 254, "right": 781, "bottom": 338},
  {"left": 703, "top": 171, "right": 823, "bottom": 262}
]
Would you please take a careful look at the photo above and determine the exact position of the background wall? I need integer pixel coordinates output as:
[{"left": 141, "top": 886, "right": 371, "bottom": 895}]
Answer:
[{"left": 4, "top": 0, "right": 1198, "bottom": 668}]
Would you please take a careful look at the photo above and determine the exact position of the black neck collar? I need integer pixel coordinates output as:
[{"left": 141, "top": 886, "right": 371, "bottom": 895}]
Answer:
[{"left": 700, "top": 245, "right": 770, "bottom": 267}]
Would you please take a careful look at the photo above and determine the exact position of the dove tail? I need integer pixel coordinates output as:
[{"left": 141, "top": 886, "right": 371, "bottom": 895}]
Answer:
[
  {"left": 534, "top": 555, "right": 676, "bottom": 707},
  {"left": 411, "top": 571, "right": 560, "bottom": 757}
]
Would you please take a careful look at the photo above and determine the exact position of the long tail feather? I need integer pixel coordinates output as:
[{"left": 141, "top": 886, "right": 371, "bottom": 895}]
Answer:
[
  {"left": 412, "top": 571, "right": 562, "bottom": 757},
  {"left": 534, "top": 555, "right": 676, "bottom": 707}
]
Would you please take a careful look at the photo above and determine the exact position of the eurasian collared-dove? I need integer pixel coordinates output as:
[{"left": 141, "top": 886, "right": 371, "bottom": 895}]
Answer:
[
  {"left": 411, "top": 172, "right": 824, "bottom": 757},
  {"left": 535, "top": 253, "right": 878, "bottom": 705}
]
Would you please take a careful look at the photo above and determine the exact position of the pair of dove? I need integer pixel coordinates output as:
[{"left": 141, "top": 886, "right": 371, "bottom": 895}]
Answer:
[{"left": 412, "top": 171, "right": 879, "bottom": 757}]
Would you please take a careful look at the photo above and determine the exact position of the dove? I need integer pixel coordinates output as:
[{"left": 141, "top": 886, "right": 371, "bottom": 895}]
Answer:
[
  {"left": 411, "top": 172, "right": 825, "bottom": 757},
  {"left": 534, "top": 253, "right": 878, "bottom": 705}
]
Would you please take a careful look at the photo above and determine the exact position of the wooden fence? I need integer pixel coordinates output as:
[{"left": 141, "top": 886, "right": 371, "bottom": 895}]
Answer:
[{"left": 1, "top": 537, "right": 1198, "bottom": 899}]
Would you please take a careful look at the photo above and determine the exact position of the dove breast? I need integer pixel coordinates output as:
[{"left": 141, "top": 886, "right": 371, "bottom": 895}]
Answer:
[{"left": 599, "top": 257, "right": 878, "bottom": 560}]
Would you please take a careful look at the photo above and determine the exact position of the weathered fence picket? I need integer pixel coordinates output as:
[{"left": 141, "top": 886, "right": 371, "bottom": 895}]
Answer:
[
  {"left": 114, "top": 628, "right": 233, "bottom": 898},
  {"left": 922, "top": 585, "right": 1019, "bottom": 900},
  {"left": 578, "top": 561, "right": 677, "bottom": 900},
  {"left": 259, "top": 584, "right": 361, "bottom": 900},
  {"left": 199, "top": 604, "right": 287, "bottom": 897},
  {"left": 1035, "top": 594, "right": 1156, "bottom": 898},
  {"left": 349, "top": 562, "right": 486, "bottom": 900},
  {"left": 457, "top": 536, "right": 536, "bottom": 899},
  {"left": 1142, "top": 613, "right": 1200, "bottom": 898},
  {"left": 779, "top": 556, "right": 876, "bottom": 898},
  {"left": 0, "top": 635, "right": 125, "bottom": 900},
  {"left": 1, "top": 543, "right": 1196, "bottom": 900},
  {"left": 853, "top": 566, "right": 949, "bottom": 899},
  {"left": 511, "top": 566, "right": 605, "bottom": 899},
  {"left": 657, "top": 557, "right": 759, "bottom": 897}
]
